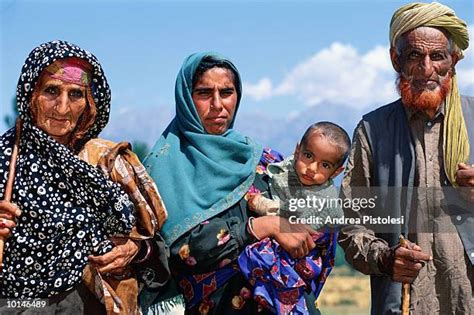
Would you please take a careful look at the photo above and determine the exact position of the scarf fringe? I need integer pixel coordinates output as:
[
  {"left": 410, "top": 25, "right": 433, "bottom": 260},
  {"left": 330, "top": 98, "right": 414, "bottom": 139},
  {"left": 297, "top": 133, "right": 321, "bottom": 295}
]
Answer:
[{"left": 144, "top": 295, "right": 184, "bottom": 314}]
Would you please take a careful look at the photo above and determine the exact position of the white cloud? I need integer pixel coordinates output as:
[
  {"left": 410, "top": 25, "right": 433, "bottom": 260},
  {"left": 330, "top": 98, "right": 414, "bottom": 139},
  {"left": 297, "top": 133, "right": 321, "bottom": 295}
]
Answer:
[
  {"left": 457, "top": 60, "right": 474, "bottom": 91},
  {"left": 242, "top": 77, "right": 273, "bottom": 100},
  {"left": 244, "top": 42, "right": 397, "bottom": 109},
  {"left": 457, "top": 24, "right": 474, "bottom": 92},
  {"left": 244, "top": 28, "right": 474, "bottom": 109}
]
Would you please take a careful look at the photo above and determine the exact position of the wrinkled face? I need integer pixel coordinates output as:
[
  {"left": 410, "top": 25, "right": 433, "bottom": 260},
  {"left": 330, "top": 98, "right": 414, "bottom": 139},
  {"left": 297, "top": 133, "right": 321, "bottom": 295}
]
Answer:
[
  {"left": 192, "top": 67, "right": 238, "bottom": 135},
  {"left": 294, "top": 132, "right": 344, "bottom": 186},
  {"left": 392, "top": 27, "right": 456, "bottom": 111},
  {"left": 31, "top": 74, "right": 87, "bottom": 144}
]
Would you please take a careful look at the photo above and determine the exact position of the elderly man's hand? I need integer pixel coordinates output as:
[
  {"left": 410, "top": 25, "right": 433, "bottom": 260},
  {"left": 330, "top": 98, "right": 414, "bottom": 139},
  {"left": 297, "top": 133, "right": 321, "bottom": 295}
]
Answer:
[
  {"left": 0, "top": 201, "right": 21, "bottom": 239},
  {"left": 88, "top": 237, "right": 140, "bottom": 275},
  {"left": 379, "top": 240, "right": 431, "bottom": 283},
  {"left": 456, "top": 163, "right": 474, "bottom": 203}
]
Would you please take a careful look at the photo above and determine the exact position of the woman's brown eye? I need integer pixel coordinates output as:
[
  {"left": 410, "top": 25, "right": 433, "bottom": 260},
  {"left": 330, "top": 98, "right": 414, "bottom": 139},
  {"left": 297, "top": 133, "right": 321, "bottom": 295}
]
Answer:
[
  {"left": 45, "top": 87, "right": 58, "bottom": 95},
  {"left": 221, "top": 90, "right": 234, "bottom": 97},
  {"left": 194, "top": 90, "right": 210, "bottom": 97},
  {"left": 70, "top": 90, "right": 84, "bottom": 98}
]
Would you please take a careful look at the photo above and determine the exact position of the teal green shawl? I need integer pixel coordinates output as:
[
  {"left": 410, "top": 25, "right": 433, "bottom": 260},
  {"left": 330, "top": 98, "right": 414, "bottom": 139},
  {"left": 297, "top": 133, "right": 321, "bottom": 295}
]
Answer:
[{"left": 145, "top": 52, "right": 262, "bottom": 246}]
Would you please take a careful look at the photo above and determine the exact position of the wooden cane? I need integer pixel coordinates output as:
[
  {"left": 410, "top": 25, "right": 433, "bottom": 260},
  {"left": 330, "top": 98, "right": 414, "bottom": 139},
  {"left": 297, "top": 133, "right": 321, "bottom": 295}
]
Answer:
[
  {"left": 0, "top": 118, "right": 22, "bottom": 271},
  {"left": 399, "top": 235, "right": 410, "bottom": 315}
]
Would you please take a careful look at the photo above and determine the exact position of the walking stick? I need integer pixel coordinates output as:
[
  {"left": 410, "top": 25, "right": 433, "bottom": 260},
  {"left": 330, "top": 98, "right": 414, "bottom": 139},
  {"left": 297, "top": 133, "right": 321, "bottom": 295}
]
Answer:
[
  {"left": 0, "top": 118, "right": 22, "bottom": 271},
  {"left": 399, "top": 235, "right": 410, "bottom": 315}
]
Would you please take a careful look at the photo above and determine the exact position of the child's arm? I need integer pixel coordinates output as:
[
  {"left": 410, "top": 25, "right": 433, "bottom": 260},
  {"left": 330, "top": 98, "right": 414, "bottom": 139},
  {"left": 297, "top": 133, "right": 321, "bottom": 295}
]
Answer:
[{"left": 248, "top": 193, "right": 280, "bottom": 216}]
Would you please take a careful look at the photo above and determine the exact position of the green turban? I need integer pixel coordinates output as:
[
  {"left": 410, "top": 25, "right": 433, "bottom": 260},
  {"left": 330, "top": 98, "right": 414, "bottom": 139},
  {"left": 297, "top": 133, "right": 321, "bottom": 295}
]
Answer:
[
  {"left": 390, "top": 2, "right": 469, "bottom": 55},
  {"left": 390, "top": 2, "right": 470, "bottom": 187}
]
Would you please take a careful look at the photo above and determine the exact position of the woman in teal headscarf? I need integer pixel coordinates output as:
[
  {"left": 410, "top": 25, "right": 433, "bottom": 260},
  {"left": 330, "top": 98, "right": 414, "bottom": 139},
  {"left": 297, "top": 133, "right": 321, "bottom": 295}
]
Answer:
[{"left": 145, "top": 53, "right": 317, "bottom": 314}]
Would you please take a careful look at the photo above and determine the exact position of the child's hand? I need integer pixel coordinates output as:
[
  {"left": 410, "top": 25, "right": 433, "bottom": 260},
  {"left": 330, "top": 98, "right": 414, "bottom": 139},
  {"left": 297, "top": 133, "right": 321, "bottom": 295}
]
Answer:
[
  {"left": 248, "top": 193, "right": 280, "bottom": 216},
  {"left": 247, "top": 193, "right": 262, "bottom": 212}
]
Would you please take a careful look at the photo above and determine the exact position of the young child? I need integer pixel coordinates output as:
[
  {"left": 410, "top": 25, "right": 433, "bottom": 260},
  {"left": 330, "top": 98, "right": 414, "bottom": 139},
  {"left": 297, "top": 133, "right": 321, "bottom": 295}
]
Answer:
[
  {"left": 248, "top": 121, "right": 350, "bottom": 228},
  {"left": 238, "top": 122, "right": 351, "bottom": 315}
]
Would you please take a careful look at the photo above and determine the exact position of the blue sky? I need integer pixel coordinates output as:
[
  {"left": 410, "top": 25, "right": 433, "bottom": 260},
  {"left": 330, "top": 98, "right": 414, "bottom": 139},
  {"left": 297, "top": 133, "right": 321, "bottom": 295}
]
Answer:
[{"left": 1, "top": 0, "right": 473, "bottom": 157}]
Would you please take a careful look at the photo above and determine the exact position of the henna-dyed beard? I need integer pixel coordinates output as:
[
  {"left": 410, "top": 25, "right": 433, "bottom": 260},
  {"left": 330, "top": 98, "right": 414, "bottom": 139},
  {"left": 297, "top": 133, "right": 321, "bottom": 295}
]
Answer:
[{"left": 398, "top": 73, "right": 452, "bottom": 112}]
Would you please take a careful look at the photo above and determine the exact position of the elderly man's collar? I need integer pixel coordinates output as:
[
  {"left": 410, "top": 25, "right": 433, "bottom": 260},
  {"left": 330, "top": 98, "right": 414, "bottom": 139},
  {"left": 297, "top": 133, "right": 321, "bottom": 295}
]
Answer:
[{"left": 404, "top": 100, "right": 446, "bottom": 122}]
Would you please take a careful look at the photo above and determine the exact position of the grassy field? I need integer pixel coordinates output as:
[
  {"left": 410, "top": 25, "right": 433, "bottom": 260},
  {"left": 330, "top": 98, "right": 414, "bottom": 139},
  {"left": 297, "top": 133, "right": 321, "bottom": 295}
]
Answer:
[{"left": 317, "top": 265, "right": 371, "bottom": 315}]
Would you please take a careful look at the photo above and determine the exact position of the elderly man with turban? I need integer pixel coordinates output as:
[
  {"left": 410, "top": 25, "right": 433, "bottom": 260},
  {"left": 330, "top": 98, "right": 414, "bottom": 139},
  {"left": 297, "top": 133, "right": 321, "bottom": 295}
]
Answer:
[{"left": 339, "top": 2, "right": 473, "bottom": 314}]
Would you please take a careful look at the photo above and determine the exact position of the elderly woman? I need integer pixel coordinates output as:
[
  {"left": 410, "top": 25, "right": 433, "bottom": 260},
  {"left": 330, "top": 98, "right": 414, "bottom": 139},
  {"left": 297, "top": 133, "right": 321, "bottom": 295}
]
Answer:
[
  {"left": 0, "top": 40, "right": 168, "bottom": 313},
  {"left": 145, "top": 53, "right": 333, "bottom": 314}
]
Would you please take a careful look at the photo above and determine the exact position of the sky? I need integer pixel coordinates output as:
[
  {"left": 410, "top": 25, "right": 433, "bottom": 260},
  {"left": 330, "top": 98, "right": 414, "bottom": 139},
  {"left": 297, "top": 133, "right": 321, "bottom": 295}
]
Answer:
[{"left": 1, "top": 0, "right": 473, "bottom": 157}]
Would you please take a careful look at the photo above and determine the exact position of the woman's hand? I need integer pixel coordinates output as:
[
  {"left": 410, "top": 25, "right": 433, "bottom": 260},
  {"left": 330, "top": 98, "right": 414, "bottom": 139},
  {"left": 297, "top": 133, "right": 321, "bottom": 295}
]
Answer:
[
  {"left": 273, "top": 218, "right": 316, "bottom": 259},
  {"left": 88, "top": 237, "right": 140, "bottom": 275},
  {"left": 251, "top": 216, "right": 316, "bottom": 259},
  {"left": 0, "top": 201, "right": 21, "bottom": 239}
]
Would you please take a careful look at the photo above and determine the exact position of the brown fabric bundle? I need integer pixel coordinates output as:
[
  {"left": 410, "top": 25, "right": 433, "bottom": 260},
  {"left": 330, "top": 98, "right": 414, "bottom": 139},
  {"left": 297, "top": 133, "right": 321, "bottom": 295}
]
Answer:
[{"left": 78, "top": 139, "right": 168, "bottom": 314}]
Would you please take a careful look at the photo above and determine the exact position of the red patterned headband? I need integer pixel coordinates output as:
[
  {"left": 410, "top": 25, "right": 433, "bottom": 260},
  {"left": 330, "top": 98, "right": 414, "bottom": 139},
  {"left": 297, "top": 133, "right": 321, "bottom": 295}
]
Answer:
[{"left": 44, "top": 57, "right": 92, "bottom": 87}]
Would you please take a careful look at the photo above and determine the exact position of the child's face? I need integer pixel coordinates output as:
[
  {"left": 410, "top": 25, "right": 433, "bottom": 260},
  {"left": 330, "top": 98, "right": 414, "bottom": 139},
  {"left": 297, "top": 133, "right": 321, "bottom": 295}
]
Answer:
[{"left": 294, "top": 132, "right": 344, "bottom": 186}]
